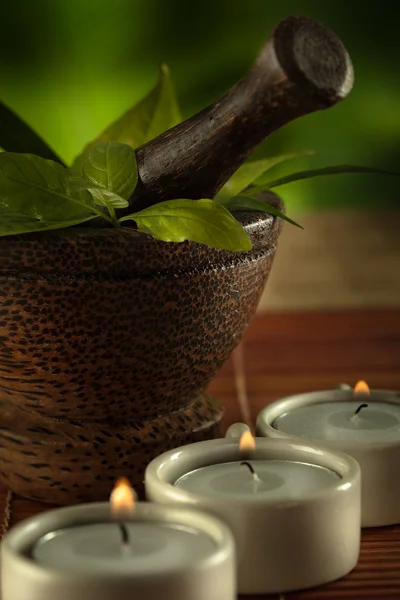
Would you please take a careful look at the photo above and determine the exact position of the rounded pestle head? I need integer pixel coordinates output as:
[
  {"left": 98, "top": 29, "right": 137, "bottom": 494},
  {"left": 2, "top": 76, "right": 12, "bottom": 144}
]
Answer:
[
  {"left": 125, "top": 15, "right": 355, "bottom": 212},
  {"left": 273, "top": 16, "right": 354, "bottom": 106}
]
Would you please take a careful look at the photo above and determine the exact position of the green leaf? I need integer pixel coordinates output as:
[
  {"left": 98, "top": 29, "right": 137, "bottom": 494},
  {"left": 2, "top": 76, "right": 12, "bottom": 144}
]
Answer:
[
  {"left": 216, "top": 151, "right": 314, "bottom": 201},
  {"left": 73, "top": 63, "right": 182, "bottom": 166},
  {"left": 0, "top": 152, "right": 112, "bottom": 236},
  {"left": 0, "top": 100, "right": 65, "bottom": 165},
  {"left": 226, "top": 196, "right": 303, "bottom": 229},
  {"left": 144, "top": 64, "right": 182, "bottom": 143},
  {"left": 67, "top": 175, "right": 129, "bottom": 223},
  {"left": 119, "top": 199, "right": 253, "bottom": 251},
  {"left": 0, "top": 210, "right": 97, "bottom": 237},
  {"left": 80, "top": 142, "right": 138, "bottom": 200},
  {"left": 86, "top": 187, "right": 129, "bottom": 209},
  {"left": 248, "top": 165, "right": 400, "bottom": 192}
]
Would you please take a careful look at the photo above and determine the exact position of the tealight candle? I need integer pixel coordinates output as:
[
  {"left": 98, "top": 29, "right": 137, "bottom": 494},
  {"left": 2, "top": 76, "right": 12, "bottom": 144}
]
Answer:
[
  {"left": 256, "top": 381, "right": 400, "bottom": 526},
  {"left": 145, "top": 435, "right": 361, "bottom": 595},
  {"left": 175, "top": 459, "right": 341, "bottom": 498},
  {"left": 1, "top": 479, "right": 235, "bottom": 600}
]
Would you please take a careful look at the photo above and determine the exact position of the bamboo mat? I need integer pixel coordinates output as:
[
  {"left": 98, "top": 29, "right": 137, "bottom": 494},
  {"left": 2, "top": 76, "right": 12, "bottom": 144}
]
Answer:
[{"left": 1, "top": 309, "right": 400, "bottom": 599}]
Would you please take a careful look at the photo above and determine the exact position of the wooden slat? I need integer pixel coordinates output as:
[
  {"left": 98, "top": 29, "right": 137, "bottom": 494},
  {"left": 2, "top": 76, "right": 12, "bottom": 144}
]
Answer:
[{"left": 246, "top": 310, "right": 400, "bottom": 342}]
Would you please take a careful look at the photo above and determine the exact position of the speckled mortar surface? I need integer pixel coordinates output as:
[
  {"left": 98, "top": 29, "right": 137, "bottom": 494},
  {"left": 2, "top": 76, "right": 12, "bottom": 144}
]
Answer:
[
  {"left": 0, "top": 392, "right": 222, "bottom": 503},
  {"left": 0, "top": 199, "right": 283, "bottom": 503}
]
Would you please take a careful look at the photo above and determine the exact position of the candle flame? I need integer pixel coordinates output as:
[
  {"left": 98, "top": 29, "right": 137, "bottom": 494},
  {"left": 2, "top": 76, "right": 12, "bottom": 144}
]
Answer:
[
  {"left": 239, "top": 430, "right": 255, "bottom": 453},
  {"left": 110, "top": 477, "right": 136, "bottom": 518},
  {"left": 354, "top": 380, "right": 370, "bottom": 396}
]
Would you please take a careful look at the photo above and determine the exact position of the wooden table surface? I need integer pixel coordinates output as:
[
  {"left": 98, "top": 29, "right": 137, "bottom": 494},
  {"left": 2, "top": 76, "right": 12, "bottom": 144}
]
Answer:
[{"left": 1, "top": 309, "right": 400, "bottom": 599}]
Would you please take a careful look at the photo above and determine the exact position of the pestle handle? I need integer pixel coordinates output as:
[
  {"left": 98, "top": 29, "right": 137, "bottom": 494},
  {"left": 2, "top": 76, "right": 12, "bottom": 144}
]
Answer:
[{"left": 125, "top": 16, "right": 353, "bottom": 213}]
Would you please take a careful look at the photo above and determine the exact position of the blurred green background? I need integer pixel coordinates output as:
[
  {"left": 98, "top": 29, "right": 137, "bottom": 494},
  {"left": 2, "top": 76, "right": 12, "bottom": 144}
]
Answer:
[{"left": 0, "top": 0, "right": 398, "bottom": 211}]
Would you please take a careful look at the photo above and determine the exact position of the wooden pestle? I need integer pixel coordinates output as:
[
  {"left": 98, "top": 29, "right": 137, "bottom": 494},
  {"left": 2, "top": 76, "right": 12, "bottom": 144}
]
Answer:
[{"left": 122, "top": 16, "right": 354, "bottom": 214}]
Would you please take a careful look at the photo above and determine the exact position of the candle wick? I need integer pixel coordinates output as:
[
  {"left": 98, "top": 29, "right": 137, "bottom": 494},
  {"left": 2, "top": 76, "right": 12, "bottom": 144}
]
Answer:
[
  {"left": 240, "top": 461, "right": 260, "bottom": 481},
  {"left": 354, "top": 403, "right": 368, "bottom": 416},
  {"left": 240, "top": 460, "right": 255, "bottom": 474},
  {"left": 118, "top": 523, "right": 129, "bottom": 545}
]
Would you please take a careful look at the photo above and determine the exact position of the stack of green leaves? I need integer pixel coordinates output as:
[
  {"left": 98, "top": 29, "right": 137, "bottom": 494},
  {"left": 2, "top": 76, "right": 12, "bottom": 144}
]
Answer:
[{"left": 0, "top": 65, "right": 396, "bottom": 250}]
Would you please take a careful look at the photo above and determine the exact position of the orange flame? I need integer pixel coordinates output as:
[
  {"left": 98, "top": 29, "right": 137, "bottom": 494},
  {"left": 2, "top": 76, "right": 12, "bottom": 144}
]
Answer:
[
  {"left": 354, "top": 380, "right": 370, "bottom": 396},
  {"left": 110, "top": 477, "right": 136, "bottom": 518},
  {"left": 239, "top": 430, "right": 256, "bottom": 453}
]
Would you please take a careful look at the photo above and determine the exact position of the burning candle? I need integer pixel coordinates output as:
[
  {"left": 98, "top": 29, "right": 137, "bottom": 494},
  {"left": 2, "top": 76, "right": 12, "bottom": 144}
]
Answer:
[
  {"left": 145, "top": 433, "right": 361, "bottom": 595},
  {"left": 174, "top": 433, "right": 341, "bottom": 499},
  {"left": 256, "top": 381, "right": 400, "bottom": 526},
  {"left": 1, "top": 479, "right": 235, "bottom": 600}
]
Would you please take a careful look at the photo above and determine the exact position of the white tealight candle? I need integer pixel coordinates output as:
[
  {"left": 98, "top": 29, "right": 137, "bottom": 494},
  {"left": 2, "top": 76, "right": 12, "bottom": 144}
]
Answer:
[
  {"left": 145, "top": 437, "right": 361, "bottom": 595},
  {"left": 175, "top": 460, "right": 340, "bottom": 499},
  {"left": 33, "top": 522, "right": 218, "bottom": 575},
  {"left": 275, "top": 401, "right": 400, "bottom": 442},
  {"left": 1, "top": 486, "right": 235, "bottom": 600},
  {"left": 256, "top": 384, "right": 400, "bottom": 527}
]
